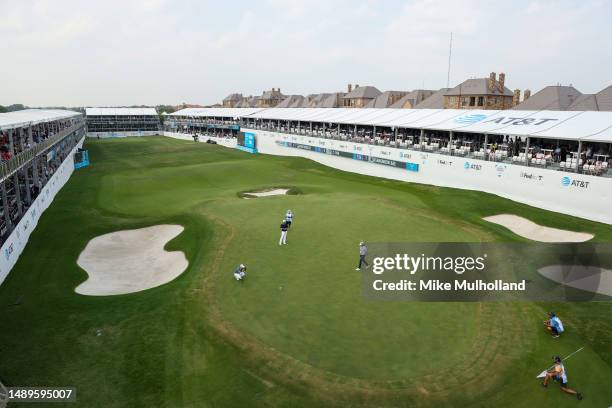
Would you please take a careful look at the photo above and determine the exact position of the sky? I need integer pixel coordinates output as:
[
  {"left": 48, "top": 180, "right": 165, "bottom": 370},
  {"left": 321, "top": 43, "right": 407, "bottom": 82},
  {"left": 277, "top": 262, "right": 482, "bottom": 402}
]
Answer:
[{"left": 1, "top": 0, "right": 611, "bottom": 107}]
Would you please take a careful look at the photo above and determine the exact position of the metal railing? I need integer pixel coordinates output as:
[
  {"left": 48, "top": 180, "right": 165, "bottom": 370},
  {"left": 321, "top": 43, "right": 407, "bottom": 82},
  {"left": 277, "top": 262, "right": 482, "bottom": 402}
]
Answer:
[{"left": 0, "top": 123, "right": 85, "bottom": 182}]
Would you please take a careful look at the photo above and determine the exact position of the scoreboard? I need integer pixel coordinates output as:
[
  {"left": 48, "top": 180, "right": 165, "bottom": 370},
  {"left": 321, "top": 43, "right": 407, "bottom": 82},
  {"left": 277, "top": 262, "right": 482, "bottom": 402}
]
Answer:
[{"left": 236, "top": 132, "right": 257, "bottom": 153}]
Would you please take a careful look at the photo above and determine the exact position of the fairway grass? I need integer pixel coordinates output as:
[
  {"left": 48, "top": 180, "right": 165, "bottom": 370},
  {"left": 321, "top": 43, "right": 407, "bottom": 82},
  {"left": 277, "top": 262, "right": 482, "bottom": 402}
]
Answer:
[{"left": 1, "top": 136, "right": 611, "bottom": 407}]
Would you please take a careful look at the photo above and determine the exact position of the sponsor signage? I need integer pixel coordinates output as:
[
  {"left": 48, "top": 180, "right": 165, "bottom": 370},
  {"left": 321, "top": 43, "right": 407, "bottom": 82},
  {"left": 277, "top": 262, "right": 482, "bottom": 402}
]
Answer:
[
  {"left": 279, "top": 140, "right": 419, "bottom": 172},
  {"left": 561, "top": 176, "right": 590, "bottom": 189},
  {"left": 463, "top": 161, "right": 482, "bottom": 171},
  {"left": 454, "top": 114, "right": 559, "bottom": 127},
  {"left": 520, "top": 172, "right": 544, "bottom": 182}
]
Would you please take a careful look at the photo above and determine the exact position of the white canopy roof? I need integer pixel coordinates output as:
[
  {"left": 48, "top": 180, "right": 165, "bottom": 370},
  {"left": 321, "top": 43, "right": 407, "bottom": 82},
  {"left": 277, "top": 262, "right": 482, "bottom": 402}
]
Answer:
[
  {"left": 86, "top": 107, "right": 158, "bottom": 116},
  {"left": 0, "top": 109, "right": 81, "bottom": 131},
  {"left": 169, "top": 107, "right": 264, "bottom": 118},
  {"left": 168, "top": 107, "right": 612, "bottom": 143}
]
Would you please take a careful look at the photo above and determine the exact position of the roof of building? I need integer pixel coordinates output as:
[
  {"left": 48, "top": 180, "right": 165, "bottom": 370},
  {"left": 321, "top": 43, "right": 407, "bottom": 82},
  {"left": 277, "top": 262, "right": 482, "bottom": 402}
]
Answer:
[
  {"left": 235, "top": 96, "right": 259, "bottom": 108},
  {"left": 85, "top": 107, "right": 158, "bottom": 116},
  {"left": 513, "top": 86, "right": 582, "bottom": 110},
  {"left": 568, "top": 85, "right": 612, "bottom": 111},
  {"left": 0, "top": 109, "right": 81, "bottom": 130},
  {"left": 365, "top": 91, "right": 408, "bottom": 108},
  {"left": 445, "top": 78, "right": 514, "bottom": 97},
  {"left": 261, "top": 89, "right": 285, "bottom": 100},
  {"left": 343, "top": 86, "right": 381, "bottom": 100},
  {"left": 223, "top": 93, "right": 243, "bottom": 102},
  {"left": 169, "top": 108, "right": 264, "bottom": 118},
  {"left": 389, "top": 90, "right": 436, "bottom": 108},
  {"left": 413, "top": 88, "right": 451, "bottom": 109},
  {"left": 276, "top": 95, "right": 305, "bottom": 108}
]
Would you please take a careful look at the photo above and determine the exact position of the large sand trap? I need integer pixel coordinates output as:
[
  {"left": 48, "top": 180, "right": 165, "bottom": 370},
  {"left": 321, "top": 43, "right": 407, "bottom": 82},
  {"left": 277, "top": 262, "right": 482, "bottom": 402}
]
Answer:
[
  {"left": 538, "top": 265, "right": 612, "bottom": 296},
  {"left": 483, "top": 214, "right": 593, "bottom": 243},
  {"left": 243, "top": 188, "right": 289, "bottom": 198},
  {"left": 76, "top": 225, "right": 188, "bottom": 296}
]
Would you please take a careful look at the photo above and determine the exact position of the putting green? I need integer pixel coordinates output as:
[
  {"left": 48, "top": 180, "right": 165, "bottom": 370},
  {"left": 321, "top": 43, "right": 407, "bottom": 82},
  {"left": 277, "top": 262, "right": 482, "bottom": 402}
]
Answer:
[{"left": 1, "top": 136, "right": 611, "bottom": 407}]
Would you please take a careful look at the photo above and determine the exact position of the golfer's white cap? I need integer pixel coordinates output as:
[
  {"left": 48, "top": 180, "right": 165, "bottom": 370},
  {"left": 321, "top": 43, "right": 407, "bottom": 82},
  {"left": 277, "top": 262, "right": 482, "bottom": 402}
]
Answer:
[
  {"left": 359, "top": 241, "right": 364, "bottom": 245},
  {"left": 240, "top": 264, "right": 245, "bottom": 268}
]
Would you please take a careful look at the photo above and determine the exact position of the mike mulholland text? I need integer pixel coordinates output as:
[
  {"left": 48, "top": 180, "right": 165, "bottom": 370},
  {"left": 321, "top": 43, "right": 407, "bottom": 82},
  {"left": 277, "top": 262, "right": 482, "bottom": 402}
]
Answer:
[{"left": 372, "top": 279, "right": 527, "bottom": 292}]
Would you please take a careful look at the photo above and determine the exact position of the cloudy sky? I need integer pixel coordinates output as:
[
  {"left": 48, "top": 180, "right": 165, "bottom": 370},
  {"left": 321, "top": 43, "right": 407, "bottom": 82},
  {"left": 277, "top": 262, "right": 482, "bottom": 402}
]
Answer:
[{"left": 1, "top": 0, "right": 611, "bottom": 107}]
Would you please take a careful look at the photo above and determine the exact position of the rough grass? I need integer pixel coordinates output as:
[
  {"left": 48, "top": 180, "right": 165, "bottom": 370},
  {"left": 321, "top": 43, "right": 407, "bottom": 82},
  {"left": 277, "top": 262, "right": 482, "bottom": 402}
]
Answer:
[{"left": 0, "top": 136, "right": 611, "bottom": 407}]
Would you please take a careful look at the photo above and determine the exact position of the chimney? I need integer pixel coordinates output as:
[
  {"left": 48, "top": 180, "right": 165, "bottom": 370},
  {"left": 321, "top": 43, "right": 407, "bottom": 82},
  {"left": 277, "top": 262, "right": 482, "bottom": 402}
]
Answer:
[
  {"left": 348, "top": 84, "right": 352, "bottom": 93},
  {"left": 498, "top": 73, "right": 506, "bottom": 93},
  {"left": 524, "top": 89, "right": 531, "bottom": 100},
  {"left": 512, "top": 89, "right": 521, "bottom": 106},
  {"left": 488, "top": 72, "right": 496, "bottom": 92},
  {"left": 278, "top": 88, "right": 281, "bottom": 94},
  {"left": 355, "top": 84, "right": 360, "bottom": 89}
]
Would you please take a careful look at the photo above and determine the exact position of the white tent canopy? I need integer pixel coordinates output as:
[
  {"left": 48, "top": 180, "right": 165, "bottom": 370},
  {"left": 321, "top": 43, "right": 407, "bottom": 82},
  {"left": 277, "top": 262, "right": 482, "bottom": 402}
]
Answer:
[
  {"left": 0, "top": 109, "right": 82, "bottom": 131},
  {"left": 85, "top": 107, "right": 158, "bottom": 116},
  {"left": 170, "top": 107, "right": 612, "bottom": 143},
  {"left": 169, "top": 108, "right": 264, "bottom": 118}
]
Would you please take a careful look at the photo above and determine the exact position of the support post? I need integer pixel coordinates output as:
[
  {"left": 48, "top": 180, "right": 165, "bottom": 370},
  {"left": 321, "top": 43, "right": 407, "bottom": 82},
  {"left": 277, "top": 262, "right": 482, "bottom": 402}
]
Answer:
[
  {"left": 484, "top": 134, "right": 488, "bottom": 160},
  {"left": 449, "top": 131, "right": 454, "bottom": 155},
  {"left": 24, "top": 168, "right": 32, "bottom": 205},
  {"left": 32, "top": 156, "right": 40, "bottom": 188},
  {"left": 8, "top": 129, "right": 14, "bottom": 155},
  {"left": 419, "top": 129, "right": 424, "bottom": 149},
  {"left": 1, "top": 182, "right": 11, "bottom": 228},
  {"left": 27, "top": 125, "right": 33, "bottom": 147},
  {"left": 13, "top": 174, "right": 22, "bottom": 218},
  {"left": 524, "top": 137, "right": 530, "bottom": 166},
  {"left": 576, "top": 141, "right": 583, "bottom": 172}
]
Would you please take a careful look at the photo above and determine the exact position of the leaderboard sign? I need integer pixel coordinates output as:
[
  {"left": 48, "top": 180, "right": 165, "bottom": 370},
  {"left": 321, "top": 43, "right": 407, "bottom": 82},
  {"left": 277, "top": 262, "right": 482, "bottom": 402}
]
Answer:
[
  {"left": 280, "top": 141, "right": 419, "bottom": 172},
  {"left": 236, "top": 132, "right": 257, "bottom": 153}
]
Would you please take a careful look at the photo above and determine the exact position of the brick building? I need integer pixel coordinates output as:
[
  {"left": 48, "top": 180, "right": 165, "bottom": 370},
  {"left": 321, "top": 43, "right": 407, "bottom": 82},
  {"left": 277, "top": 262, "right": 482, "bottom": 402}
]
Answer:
[{"left": 443, "top": 72, "right": 515, "bottom": 109}]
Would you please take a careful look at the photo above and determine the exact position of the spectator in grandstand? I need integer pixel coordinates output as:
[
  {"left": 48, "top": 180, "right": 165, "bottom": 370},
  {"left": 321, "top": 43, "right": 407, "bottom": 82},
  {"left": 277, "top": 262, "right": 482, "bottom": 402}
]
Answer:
[
  {"left": 279, "top": 219, "right": 288, "bottom": 245},
  {"left": 234, "top": 264, "right": 247, "bottom": 281},
  {"left": 0, "top": 145, "right": 12, "bottom": 162},
  {"left": 356, "top": 242, "right": 369, "bottom": 271},
  {"left": 544, "top": 312, "right": 564, "bottom": 338},
  {"left": 541, "top": 356, "right": 582, "bottom": 400}
]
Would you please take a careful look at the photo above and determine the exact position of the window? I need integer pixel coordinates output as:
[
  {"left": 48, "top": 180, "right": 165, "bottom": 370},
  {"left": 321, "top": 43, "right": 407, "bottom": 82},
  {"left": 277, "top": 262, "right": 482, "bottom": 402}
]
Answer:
[
  {"left": 461, "top": 97, "right": 468, "bottom": 106},
  {"left": 478, "top": 96, "right": 484, "bottom": 106},
  {"left": 469, "top": 97, "right": 476, "bottom": 106}
]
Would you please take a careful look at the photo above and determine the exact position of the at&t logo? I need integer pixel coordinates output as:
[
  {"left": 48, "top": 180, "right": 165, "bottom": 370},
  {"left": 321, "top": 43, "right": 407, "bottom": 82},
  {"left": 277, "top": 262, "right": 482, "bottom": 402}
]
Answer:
[{"left": 561, "top": 176, "right": 590, "bottom": 189}]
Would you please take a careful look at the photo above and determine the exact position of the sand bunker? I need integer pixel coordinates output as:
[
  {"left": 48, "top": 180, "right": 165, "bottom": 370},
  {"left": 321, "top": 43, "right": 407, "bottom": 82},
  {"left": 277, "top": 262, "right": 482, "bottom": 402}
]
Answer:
[
  {"left": 243, "top": 188, "right": 289, "bottom": 198},
  {"left": 483, "top": 214, "right": 593, "bottom": 243},
  {"left": 538, "top": 265, "right": 612, "bottom": 296},
  {"left": 76, "top": 225, "right": 188, "bottom": 296}
]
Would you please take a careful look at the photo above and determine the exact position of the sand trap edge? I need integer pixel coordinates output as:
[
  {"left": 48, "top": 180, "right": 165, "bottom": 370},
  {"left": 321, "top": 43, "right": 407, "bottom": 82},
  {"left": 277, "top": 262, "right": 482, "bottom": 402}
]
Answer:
[{"left": 483, "top": 214, "right": 594, "bottom": 243}]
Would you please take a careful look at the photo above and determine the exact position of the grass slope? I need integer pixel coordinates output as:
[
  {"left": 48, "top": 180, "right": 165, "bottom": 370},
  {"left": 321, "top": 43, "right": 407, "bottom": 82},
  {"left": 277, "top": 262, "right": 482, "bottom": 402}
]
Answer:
[{"left": 0, "top": 136, "right": 610, "bottom": 407}]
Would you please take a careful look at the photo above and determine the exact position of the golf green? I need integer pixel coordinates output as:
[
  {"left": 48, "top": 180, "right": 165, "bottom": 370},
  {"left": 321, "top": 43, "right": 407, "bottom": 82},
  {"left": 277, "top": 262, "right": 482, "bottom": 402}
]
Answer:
[{"left": 1, "top": 136, "right": 611, "bottom": 407}]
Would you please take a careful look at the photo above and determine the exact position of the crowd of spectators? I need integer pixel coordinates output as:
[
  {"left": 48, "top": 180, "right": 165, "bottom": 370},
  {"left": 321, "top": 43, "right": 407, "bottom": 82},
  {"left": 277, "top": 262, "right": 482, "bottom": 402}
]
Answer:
[
  {"left": 0, "top": 121, "right": 84, "bottom": 244},
  {"left": 245, "top": 119, "right": 612, "bottom": 176},
  {"left": 0, "top": 117, "right": 79, "bottom": 163}
]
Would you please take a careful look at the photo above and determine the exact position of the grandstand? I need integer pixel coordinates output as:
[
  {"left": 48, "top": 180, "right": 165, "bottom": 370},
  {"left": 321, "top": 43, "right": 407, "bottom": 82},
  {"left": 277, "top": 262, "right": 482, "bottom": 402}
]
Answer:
[
  {"left": 85, "top": 107, "right": 160, "bottom": 138},
  {"left": 164, "top": 108, "right": 262, "bottom": 140},
  {"left": 0, "top": 109, "right": 86, "bottom": 282},
  {"left": 165, "top": 107, "right": 612, "bottom": 224}
]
